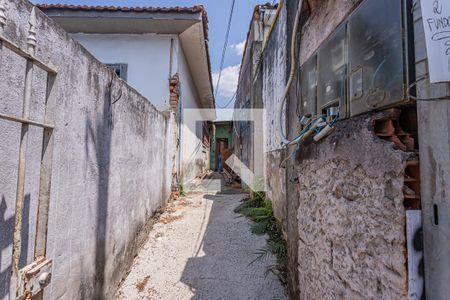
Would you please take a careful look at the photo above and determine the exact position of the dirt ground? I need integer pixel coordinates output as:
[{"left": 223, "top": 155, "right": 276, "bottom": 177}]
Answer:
[{"left": 114, "top": 191, "right": 286, "bottom": 300}]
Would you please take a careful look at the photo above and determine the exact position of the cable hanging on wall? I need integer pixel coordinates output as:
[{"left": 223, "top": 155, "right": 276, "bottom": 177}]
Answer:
[
  {"left": 407, "top": 75, "right": 450, "bottom": 101},
  {"left": 277, "top": 0, "right": 304, "bottom": 146}
]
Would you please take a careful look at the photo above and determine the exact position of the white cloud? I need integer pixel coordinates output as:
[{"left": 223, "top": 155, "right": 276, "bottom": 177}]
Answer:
[
  {"left": 231, "top": 41, "right": 246, "bottom": 57},
  {"left": 212, "top": 64, "right": 240, "bottom": 98}
]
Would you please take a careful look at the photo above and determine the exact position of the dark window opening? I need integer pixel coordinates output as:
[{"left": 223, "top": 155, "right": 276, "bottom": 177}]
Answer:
[{"left": 106, "top": 63, "right": 128, "bottom": 81}]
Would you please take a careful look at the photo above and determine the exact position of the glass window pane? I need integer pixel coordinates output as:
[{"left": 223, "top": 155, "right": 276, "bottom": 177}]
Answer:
[
  {"left": 318, "top": 25, "right": 347, "bottom": 118},
  {"left": 348, "top": 0, "right": 404, "bottom": 116},
  {"left": 299, "top": 55, "right": 317, "bottom": 118}
]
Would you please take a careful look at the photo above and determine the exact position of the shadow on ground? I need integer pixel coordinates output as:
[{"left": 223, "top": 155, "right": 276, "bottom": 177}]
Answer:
[{"left": 179, "top": 174, "right": 286, "bottom": 300}]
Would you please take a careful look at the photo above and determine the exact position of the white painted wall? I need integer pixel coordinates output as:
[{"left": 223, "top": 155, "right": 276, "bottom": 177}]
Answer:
[
  {"left": 178, "top": 44, "right": 209, "bottom": 185},
  {"left": 71, "top": 33, "right": 178, "bottom": 112},
  {"left": 71, "top": 32, "right": 209, "bottom": 187}
]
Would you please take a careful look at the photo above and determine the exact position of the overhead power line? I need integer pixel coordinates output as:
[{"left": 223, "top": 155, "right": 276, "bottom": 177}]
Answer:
[
  {"left": 214, "top": 0, "right": 236, "bottom": 105},
  {"left": 216, "top": 91, "right": 237, "bottom": 109}
]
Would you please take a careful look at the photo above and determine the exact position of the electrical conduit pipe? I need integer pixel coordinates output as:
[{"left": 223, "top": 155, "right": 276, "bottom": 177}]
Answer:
[{"left": 277, "top": 0, "right": 304, "bottom": 146}]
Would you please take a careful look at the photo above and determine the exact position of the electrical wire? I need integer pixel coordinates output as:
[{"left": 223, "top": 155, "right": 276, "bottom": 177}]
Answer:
[
  {"left": 216, "top": 91, "right": 237, "bottom": 109},
  {"left": 263, "top": 0, "right": 283, "bottom": 52},
  {"left": 284, "top": 114, "right": 321, "bottom": 146},
  {"left": 277, "top": 0, "right": 304, "bottom": 146},
  {"left": 371, "top": 58, "right": 387, "bottom": 88},
  {"left": 330, "top": 113, "right": 339, "bottom": 126},
  {"left": 407, "top": 76, "right": 450, "bottom": 101},
  {"left": 214, "top": 0, "right": 236, "bottom": 102},
  {"left": 279, "top": 111, "right": 338, "bottom": 168}
]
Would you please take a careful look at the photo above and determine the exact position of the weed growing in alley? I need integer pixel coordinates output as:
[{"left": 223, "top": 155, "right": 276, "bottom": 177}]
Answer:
[{"left": 234, "top": 192, "right": 288, "bottom": 287}]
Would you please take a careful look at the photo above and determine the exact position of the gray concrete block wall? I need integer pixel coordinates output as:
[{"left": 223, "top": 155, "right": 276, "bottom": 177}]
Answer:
[{"left": 0, "top": 1, "right": 175, "bottom": 299}]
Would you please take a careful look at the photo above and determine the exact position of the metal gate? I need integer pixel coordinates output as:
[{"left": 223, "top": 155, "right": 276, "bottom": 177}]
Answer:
[{"left": 0, "top": 5, "right": 57, "bottom": 300}]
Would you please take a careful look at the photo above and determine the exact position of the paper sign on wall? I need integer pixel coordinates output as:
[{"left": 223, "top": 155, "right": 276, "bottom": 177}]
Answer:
[{"left": 421, "top": 0, "right": 450, "bottom": 83}]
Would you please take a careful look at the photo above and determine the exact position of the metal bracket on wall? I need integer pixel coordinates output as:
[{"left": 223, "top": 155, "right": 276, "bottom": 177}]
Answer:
[
  {"left": 15, "top": 258, "right": 52, "bottom": 300},
  {"left": 0, "top": 6, "right": 57, "bottom": 299}
]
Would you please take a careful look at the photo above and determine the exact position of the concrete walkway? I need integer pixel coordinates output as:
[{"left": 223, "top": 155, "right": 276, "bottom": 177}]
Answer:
[{"left": 115, "top": 189, "right": 286, "bottom": 300}]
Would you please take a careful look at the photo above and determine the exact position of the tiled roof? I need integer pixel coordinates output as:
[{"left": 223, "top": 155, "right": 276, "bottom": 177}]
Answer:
[
  {"left": 37, "top": 4, "right": 213, "bottom": 100},
  {"left": 37, "top": 4, "right": 210, "bottom": 40},
  {"left": 36, "top": 4, "right": 205, "bottom": 14}
]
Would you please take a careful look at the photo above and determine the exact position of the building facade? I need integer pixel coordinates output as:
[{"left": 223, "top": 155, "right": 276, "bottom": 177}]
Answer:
[
  {"left": 39, "top": 4, "right": 215, "bottom": 190},
  {"left": 0, "top": 2, "right": 215, "bottom": 299},
  {"left": 234, "top": 0, "right": 450, "bottom": 298}
]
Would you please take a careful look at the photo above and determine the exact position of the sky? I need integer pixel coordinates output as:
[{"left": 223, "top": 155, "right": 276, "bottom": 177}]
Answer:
[{"left": 33, "top": 0, "right": 265, "bottom": 119}]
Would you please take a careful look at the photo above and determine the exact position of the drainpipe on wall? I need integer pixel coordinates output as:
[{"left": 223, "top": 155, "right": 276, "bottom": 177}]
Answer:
[
  {"left": 10, "top": 8, "right": 37, "bottom": 297},
  {"left": 169, "top": 37, "right": 183, "bottom": 197},
  {"left": 177, "top": 95, "right": 182, "bottom": 193},
  {"left": 169, "top": 75, "right": 181, "bottom": 196}
]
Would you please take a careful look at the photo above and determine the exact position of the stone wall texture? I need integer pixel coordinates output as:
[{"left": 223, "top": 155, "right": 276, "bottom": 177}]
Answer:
[
  {"left": 0, "top": 1, "right": 175, "bottom": 299},
  {"left": 283, "top": 0, "right": 410, "bottom": 298},
  {"left": 293, "top": 115, "right": 410, "bottom": 299}
]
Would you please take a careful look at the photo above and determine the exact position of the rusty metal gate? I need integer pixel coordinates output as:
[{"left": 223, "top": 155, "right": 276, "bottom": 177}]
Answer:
[{"left": 0, "top": 5, "right": 57, "bottom": 300}]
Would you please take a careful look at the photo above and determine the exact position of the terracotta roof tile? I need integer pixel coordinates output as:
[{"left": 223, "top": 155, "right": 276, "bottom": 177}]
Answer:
[{"left": 36, "top": 4, "right": 205, "bottom": 14}]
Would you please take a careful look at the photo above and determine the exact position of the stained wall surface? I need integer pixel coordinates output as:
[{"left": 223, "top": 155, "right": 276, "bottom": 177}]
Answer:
[
  {"left": 284, "top": 0, "right": 409, "bottom": 298},
  {"left": 0, "top": 1, "right": 176, "bottom": 299},
  {"left": 256, "top": 0, "right": 411, "bottom": 298},
  {"left": 71, "top": 33, "right": 177, "bottom": 112},
  {"left": 292, "top": 115, "right": 409, "bottom": 299}
]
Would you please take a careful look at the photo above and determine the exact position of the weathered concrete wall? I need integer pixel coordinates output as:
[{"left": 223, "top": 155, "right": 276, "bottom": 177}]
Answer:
[
  {"left": 298, "top": 0, "right": 362, "bottom": 64},
  {"left": 265, "top": 151, "right": 286, "bottom": 230},
  {"left": 0, "top": 44, "right": 47, "bottom": 299},
  {"left": 283, "top": 0, "right": 409, "bottom": 298},
  {"left": 263, "top": 3, "right": 287, "bottom": 153},
  {"left": 293, "top": 115, "right": 409, "bottom": 299},
  {"left": 232, "top": 2, "right": 289, "bottom": 286},
  {"left": 71, "top": 33, "right": 177, "bottom": 112},
  {"left": 179, "top": 45, "right": 210, "bottom": 189},
  {"left": 0, "top": 1, "right": 175, "bottom": 299},
  {"left": 262, "top": 4, "right": 288, "bottom": 228},
  {"left": 234, "top": 14, "right": 259, "bottom": 183},
  {"left": 72, "top": 31, "right": 209, "bottom": 189}
]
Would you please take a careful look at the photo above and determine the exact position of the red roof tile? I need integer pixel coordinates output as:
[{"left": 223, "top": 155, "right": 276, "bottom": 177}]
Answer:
[{"left": 36, "top": 4, "right": 204, "bottom": 14}]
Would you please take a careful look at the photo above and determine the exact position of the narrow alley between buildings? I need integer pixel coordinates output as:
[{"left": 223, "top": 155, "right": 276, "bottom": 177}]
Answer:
[
  {"left": 1, "top": 0, "right": 450, "bottom": 299},
  {"left": 115, "top": 175, "right": 286, "bottom": 300}
]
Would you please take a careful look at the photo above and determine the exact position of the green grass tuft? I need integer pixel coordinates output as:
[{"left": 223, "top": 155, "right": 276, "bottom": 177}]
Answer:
[{"left": 235, "top": 193, "right": 288, "bottom": 287}]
